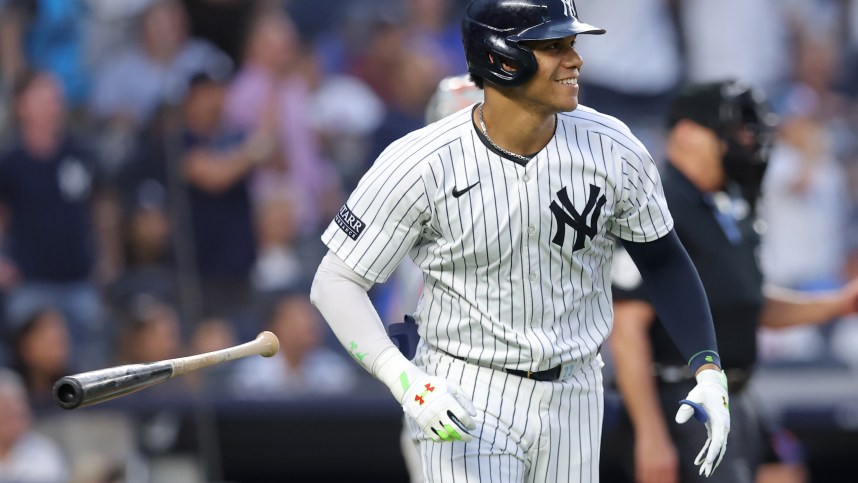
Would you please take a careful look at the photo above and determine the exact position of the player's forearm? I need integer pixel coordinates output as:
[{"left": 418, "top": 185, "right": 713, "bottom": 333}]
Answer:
[
  {"left": 310, "top": 251, "right": 421, "bottom": 402},
  {"left": 611, "top": 301, "right": 671, "bottom": 436},
  {"left": 761, "top": 285, "right": 845, "bottom": 328},
  {"left": 182, "top": 148, "right": 258, "bottom": 193},
  {"left": 623, "top": 230, "right": 720, "bottom": 371}
]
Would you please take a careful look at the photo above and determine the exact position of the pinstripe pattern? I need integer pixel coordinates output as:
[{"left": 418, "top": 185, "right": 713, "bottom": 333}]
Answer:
[
  {"left": 322, "top": 104, "right": 672, "bottom": 371},
  {"left": 406, "top": 343, "right": 605, "bottom": 483},
  {"left": 322, "top": 103, "right": 672, "bottom": 482}
]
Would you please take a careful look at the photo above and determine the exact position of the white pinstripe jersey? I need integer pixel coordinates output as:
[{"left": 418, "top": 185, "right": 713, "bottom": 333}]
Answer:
[{"left": 322, "top": 104, "right": 673, "bottom": 372}]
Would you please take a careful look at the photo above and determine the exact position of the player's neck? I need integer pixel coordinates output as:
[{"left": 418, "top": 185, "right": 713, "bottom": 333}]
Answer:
[{"left": 476, "top": 94, "right": 556, "bottom": 157}]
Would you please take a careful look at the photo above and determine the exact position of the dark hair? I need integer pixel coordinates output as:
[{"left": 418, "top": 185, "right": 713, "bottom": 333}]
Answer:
[
  {"left": 469, "top": 72, "right": 485, "bottom": 90},
  {"left": 10, "top": 306, "right": 66, "bottom": 390}
]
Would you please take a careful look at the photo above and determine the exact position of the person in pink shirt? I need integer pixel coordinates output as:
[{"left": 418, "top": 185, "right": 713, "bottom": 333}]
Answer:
[{"left": 224, "top": 9, "right": 340, "bottom": 235}]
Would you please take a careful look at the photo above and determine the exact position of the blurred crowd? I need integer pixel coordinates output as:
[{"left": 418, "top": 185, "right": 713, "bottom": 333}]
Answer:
[{"left": 2, "top": 0, "right": 858, "bottom": 481}]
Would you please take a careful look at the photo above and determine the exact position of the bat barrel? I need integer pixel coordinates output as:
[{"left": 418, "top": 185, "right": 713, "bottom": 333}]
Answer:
[
  {"left": 53, "top": 363, "right": 174, "bottom": 410},
  {"left": 52, "top": 331, "right": 279, "bottom": 410}
]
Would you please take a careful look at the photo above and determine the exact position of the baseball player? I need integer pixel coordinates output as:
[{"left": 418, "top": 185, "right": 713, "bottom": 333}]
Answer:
[
  {"left": 311, "top": 1, "right": 729, "bottom": 481},
  {"left": 610, "top": 81, "right": 858, "bottom": 483}
]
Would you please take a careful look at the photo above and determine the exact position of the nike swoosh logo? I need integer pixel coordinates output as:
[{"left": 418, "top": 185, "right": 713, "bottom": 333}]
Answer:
[{"left": 452, "top": 181, "right": 480, "bottom": 198}]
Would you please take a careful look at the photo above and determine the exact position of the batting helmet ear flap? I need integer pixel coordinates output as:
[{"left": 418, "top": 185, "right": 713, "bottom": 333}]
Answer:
[
  {"left": 487, "top": 52, "right": 527, "bottom": 76},
  {"left": 464, "top": 22, "right": 539, "bottom": 87}
]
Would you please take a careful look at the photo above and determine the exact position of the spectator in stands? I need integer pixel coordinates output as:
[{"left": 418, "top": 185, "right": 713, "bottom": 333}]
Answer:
[
  {"left": 0, "top": 0, "right": 90, "bottom": 109},
  {"left": 225, "top": 10, "right": 341, "bottom": 237},
  {"left": 0, "top": 368, "right": 69, "bottom": 482},
  {"left": 10, "top": 306, "right": 72, "bottom": 410},
  {"left": 368, "top": 38, "right": 449, "bottom": 163},
  {"left": 181, "top": 71, "right": 275, "bottom": 318},
  {"left": 90, "top": 0, "right": 232, "bottom": 127},
  {"left": 405, "top": 0, "right": 466, "bottom": 73},
  {"left": 355, "top": 23, "right": 410, "bottom": 104},
  {"left": 252, "top": 196, "right": 303, "bottom": 294},
  {"left": 105, "top": 172, "right": 177, "bottom": 312},
  {"left": 116, "top": 295, "right": 182, "bottom": 365},
  {"left": 107, "top": 105, "right": 179, "bottom": 313},
  {"left": 757, "top": 29, "right": 855, "bottom": 363},
  {"left": 304, "top": 43, "right": 385, "bottom": 193},
  {"left": 762, "top": 86, "right": 850, "bottom": 293},
  {"left": 230, "top": 293, "right": 357, "bottom": 397},
  {"left": 0, "top": 71, "right": 119, "bottom": 369},
  {"left": 88, "top": 0, "right": 232, "bottom": 176},
  {"left": 679, "top": 0, "right": 828, "bottom": 95},
  {"left": 80, "top": 0, "right": 153, "bottom": 74}
]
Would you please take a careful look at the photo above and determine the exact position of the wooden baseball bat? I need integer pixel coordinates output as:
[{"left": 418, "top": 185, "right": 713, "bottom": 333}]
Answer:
[{"left": 53, "top": 331, "right": 279, "bottom": 410}]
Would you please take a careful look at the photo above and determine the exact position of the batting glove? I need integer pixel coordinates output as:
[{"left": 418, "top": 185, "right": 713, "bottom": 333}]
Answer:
[
  {"left": 400, "top": 371, "right": 477, "bottom": 443},
  {"left": 675, "top": 369, "right": 730, "bottom": 478}
]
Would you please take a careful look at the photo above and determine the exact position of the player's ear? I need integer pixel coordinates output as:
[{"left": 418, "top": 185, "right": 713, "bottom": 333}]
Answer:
[
  {"left": 501, "top": 60, "right": 518, "bottom": 73},
  {"left": 487, "top": 53, "right": 518, "bottom": 73}
]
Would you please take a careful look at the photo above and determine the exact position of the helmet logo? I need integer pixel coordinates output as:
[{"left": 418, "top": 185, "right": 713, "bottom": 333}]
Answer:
[{"left": 561, "top": 0, "right": 577, "bottom": 18}]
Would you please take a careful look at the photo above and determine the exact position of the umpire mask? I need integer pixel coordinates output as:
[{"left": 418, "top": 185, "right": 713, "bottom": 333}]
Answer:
[{"left": 668, "top": 81, "right": 778, "bottom": 204}]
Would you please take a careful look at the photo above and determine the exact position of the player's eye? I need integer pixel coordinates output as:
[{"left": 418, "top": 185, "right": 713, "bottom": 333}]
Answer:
[{"left": 530, "top": 40, "right": 559, "bottom": 51}]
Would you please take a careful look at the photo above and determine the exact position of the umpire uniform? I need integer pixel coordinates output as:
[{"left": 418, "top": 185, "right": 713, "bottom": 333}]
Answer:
[{"left": 612, "top": 164, "right": 765, "bottom": 482}]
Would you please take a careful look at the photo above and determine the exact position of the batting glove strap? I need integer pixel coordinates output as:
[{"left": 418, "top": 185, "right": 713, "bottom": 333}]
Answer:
[
  {"left": 400, "top": 372, "right": 477, "bottom": 443},
  {"left": 676, "top": 369, "right": 731, "bottom": 478}
]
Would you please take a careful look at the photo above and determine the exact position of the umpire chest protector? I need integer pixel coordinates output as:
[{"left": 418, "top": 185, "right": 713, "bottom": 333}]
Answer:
[{"left": 461, "top": 0, "right": 605, "bottom": 87}]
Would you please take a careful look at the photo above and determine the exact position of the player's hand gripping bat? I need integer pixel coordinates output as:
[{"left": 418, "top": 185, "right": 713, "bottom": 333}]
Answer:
[{"left": 53, "top": 331, "right": 280, "bottom": 410}]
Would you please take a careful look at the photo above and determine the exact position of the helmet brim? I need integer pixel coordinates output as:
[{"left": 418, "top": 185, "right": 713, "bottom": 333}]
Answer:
[{"left": 508, "top": 19, "right": 605, "bottom": 42}]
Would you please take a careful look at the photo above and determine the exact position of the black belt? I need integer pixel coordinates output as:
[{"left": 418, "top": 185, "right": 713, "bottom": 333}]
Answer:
[{"left": 445, "top": 352, "right": 562, "bottom": 381}]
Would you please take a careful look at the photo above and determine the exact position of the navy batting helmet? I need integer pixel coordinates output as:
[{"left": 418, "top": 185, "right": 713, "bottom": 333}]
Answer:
[{"left": 461, "top": 0, "right": 605, "bottom": 88}]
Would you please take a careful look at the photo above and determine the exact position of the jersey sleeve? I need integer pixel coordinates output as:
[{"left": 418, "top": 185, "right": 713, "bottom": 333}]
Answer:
[
  {"left": 608, "top": 140, "right": 674, "bottom": 242},
  {"left": 321, "top": 145, "right": 432, "bottom": 283}
]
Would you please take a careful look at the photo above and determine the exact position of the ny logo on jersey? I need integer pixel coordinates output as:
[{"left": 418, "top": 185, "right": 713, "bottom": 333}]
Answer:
[
  {"left": 549, "top": 184, "right": 607, "bottom": 252},
  {"left": 560, "top": 0, "right": 577, "bottom": 17}
]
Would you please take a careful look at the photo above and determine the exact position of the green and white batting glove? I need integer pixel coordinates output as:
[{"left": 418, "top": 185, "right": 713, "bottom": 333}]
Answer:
[
  {"left": 676, "top": 369, "right": 730, "bottom": 478},
  {"left": 399, "top": 371, "right": 477, "bottom": 443},
  {"left": 374, "top": 347, "right": 477, "bottom": 443}
]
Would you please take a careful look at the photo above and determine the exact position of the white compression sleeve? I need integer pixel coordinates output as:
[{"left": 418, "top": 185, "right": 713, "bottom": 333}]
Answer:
[{"left": 310, "top": 251, "right": 421, "bottom": 402}]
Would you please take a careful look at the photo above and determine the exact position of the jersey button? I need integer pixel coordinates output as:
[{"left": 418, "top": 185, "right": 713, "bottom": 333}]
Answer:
[
  {"left": 522, "top": 174, "right": 530, "bottom": 182},
  {"left": 527, "top": 225, "right": 536, "bottom": 236},
  {"left": 529, "top": 272, "right": 537, "bottom": 281}
]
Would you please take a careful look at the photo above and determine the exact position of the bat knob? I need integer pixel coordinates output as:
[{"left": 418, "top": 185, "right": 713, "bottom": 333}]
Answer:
[
  {"left": 257, "top": 331, "right": 280, "bottom": 357},
  {"left": 53, "top": 377, "right": 84, "bottom": 410}
]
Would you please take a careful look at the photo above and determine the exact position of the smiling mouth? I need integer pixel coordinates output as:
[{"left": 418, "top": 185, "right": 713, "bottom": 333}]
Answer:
[{"left": 556, "top": 78, "right": 578, "bottom": 85}]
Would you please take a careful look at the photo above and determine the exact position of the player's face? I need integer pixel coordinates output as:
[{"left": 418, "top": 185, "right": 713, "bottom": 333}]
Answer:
[{"left": 518, "top": 35, "right": 583, "bottom": 114}]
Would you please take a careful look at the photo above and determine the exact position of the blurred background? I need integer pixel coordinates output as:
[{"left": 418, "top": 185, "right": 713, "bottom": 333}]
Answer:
[{"left": 1, "top": 0, "right": 858, "bottom": 482}]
